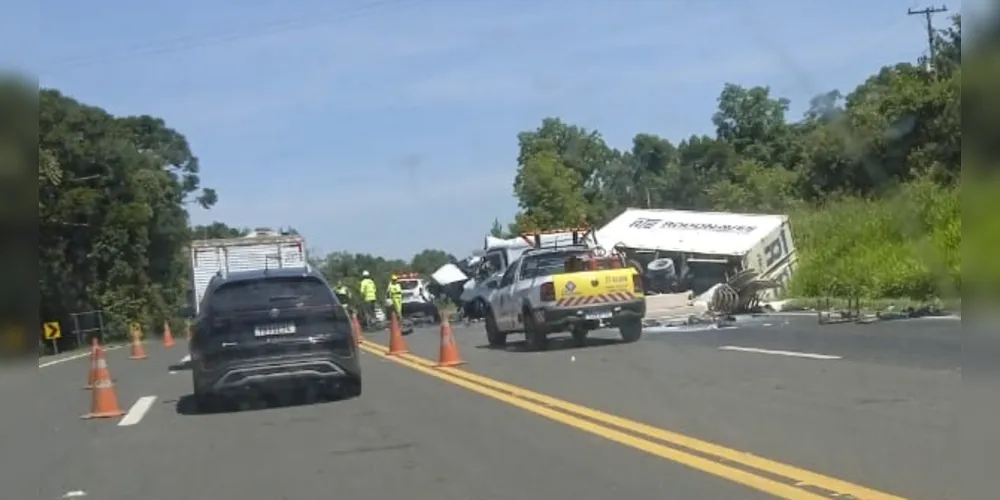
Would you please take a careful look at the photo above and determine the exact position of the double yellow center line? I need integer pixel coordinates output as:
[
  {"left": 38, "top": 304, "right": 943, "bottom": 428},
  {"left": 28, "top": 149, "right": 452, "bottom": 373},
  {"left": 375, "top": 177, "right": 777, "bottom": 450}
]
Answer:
[{"left": 359, "top": 340, "right": 906, "bottom": 500}]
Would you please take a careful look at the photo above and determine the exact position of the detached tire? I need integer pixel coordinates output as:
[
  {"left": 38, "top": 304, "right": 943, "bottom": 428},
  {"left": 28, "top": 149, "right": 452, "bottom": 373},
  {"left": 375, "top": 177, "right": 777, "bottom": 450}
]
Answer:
[
  {"left": 485, "top": 308, "right": 507, "bottom": 348},
  {"left": 618, "top": 318, "right": 643, "bottom": 343}
]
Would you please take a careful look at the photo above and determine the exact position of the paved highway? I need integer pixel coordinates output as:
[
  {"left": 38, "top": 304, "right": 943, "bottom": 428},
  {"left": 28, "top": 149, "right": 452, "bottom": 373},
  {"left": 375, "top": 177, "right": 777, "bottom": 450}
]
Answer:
[{"left": 33, "top": 314, "right": 969, "bottom": 499}]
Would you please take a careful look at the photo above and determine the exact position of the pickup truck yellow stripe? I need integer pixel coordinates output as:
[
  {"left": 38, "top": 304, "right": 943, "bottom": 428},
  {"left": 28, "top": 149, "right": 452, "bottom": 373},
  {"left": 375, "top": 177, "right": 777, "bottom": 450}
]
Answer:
[{"left": 555, "top": 292, "right": 637, "bottom": 307}]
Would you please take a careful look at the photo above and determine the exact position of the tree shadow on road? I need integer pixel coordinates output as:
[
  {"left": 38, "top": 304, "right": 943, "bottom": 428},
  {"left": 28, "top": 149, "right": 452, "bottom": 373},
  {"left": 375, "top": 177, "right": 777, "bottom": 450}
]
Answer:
[{"left": 474, "top": 335, "right": 621, "bottom": 354}]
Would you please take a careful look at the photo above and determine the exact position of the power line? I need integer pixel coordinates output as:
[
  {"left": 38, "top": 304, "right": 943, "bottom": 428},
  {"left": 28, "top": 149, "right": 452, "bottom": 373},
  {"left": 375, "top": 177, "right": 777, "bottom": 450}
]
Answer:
[
  {"left": 907, "top": 5, "right": 948, "bottom": 66},
  {"left": 41, "top": 0, "right": 415, "bottom": 71}
]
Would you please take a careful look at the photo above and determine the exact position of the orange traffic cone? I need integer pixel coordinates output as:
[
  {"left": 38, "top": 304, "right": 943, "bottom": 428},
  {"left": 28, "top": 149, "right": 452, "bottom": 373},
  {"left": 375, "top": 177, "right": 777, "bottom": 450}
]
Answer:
[
  {"left": 129, "top": 325, "right": 147, "bottom": 360},
  {"left": 162, "top": 320, "right": 175, "bottom": 348},
  {"left": 436, "top": 316, "right": 465, "bottom": 368},
  {"left": 351, "top": 312, "right": 364, "bottom": 346},
  {"left": 84, "top": 337, "right": 100, "bottom": 389},
  {"left": 387, "top": 312, "right": 408, "bottom": 355},
  {"left": 81, "top": 353, "right": 125, "bottom": 419}
]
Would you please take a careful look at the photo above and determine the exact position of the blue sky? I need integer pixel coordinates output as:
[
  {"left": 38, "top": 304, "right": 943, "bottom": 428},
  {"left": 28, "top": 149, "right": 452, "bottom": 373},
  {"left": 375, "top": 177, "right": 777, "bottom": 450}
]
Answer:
[{"left": 28, "top": 0, "right": 957, "bottom": 259}]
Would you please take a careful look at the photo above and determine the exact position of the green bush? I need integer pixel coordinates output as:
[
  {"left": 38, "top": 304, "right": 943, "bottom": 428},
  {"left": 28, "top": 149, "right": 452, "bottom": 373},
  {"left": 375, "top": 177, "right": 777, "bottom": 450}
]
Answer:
[{"left": 787, "top": 179, "right": 960, "bottom": 300}]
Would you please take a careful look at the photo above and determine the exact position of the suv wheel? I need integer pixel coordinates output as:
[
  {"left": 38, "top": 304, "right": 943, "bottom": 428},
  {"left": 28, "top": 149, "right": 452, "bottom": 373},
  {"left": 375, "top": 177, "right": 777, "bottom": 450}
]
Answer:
[
  {"left": 485, "top": 308, "right": 507, "bottom": 348},
  {"left": 337, "top": 378, "right": 362, "bottom": 399}
]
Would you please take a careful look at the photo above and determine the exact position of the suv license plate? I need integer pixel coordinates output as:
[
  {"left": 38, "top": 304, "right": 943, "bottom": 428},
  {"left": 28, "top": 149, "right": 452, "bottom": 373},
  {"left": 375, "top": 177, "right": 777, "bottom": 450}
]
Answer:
[
  {"left": 254, "top": 322, "right": 297, "bottom": 337},
  {"left": 585, "top": 312, "right": 613, "bottom": 320}
]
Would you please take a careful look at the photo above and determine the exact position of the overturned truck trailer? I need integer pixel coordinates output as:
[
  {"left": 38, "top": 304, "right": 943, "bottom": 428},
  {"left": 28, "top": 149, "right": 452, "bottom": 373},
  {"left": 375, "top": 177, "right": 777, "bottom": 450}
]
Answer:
[{"left": 594, "top": 208, "right": 797, "bottom": 316}]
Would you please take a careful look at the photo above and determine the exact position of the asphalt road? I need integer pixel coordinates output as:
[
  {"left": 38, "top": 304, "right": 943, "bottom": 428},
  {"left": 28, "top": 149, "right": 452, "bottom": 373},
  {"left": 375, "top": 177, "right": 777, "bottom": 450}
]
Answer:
[{"left": 32, "top": 313, "right": 973, "bottom": 499}]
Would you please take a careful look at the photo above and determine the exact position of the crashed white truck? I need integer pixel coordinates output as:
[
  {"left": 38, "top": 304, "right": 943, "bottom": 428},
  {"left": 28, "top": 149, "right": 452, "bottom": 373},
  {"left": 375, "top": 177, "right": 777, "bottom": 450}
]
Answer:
[
  {"left": 593, "top": 208, "right": 797, "bottom": 316},
  {"left": 432, "top": 231, "right": 596, "bottom": 321}
]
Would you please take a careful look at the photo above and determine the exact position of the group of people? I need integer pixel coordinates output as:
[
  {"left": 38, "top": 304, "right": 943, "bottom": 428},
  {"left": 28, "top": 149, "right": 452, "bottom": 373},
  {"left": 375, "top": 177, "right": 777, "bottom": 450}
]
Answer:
[{"left": 333, "top": 270, "right": 404, "bottom": 327}]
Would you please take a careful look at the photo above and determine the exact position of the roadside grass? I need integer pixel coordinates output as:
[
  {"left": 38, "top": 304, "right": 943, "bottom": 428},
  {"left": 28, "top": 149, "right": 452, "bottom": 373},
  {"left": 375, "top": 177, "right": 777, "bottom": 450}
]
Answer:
[{"left": 787, "top": 179, "right": 961, "bottom": 304}]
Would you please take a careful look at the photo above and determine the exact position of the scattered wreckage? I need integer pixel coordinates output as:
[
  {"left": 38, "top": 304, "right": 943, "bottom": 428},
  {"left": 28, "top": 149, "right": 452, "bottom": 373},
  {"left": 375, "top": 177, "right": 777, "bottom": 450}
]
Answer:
[{"left": 432, "top": 208, "right": 800, "bottom": 325}]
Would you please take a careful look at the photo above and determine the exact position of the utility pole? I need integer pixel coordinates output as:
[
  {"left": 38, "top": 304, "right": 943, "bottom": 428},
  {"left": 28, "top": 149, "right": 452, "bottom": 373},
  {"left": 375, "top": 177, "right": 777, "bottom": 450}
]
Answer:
[{"left": 907, "top": 5, "right": 948, "bottom": 69}]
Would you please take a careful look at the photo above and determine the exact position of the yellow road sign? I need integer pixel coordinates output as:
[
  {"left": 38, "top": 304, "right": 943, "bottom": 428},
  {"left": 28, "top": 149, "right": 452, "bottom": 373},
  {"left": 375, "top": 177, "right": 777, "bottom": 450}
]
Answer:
[{"left": 43, "top": 321, "right": 62, "bottom": 340}]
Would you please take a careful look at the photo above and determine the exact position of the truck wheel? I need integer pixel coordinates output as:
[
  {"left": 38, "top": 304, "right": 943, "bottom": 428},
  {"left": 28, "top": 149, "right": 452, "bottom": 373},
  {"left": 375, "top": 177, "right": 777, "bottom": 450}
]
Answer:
[
  {"left": 485, "top": 309, "right": 506, "bottom": 348},
  {"left": 618, "top": 318, "right": 643, "bottom": 343},
  {"left": 523, "top": 309, "right": 548, "bottom": 351}
]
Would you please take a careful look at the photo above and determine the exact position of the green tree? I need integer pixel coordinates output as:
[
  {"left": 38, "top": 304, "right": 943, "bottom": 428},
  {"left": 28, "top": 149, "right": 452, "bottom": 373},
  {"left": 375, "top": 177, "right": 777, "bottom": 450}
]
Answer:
[{"left": 37, "top": 88, "right": 215, "bottom": 342}]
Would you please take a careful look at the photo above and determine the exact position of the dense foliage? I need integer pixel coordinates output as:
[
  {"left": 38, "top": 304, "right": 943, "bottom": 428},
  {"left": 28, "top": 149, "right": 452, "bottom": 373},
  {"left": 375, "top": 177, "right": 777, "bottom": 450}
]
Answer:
[{"left": 505, "top": 15, "right": 964, "bottom": 301}]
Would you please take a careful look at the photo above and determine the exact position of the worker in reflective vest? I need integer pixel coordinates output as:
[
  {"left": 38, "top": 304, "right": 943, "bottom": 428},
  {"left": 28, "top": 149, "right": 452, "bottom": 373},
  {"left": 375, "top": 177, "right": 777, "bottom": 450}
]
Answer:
[
  {"left": 358, "top": 271, "right": 378, "bottom": 325},
  {"left": 334, "top": 282, "right": 351, "bottom": 311},
  {"left": 386, "top": 274, "right": 403, "bottom": 320}
]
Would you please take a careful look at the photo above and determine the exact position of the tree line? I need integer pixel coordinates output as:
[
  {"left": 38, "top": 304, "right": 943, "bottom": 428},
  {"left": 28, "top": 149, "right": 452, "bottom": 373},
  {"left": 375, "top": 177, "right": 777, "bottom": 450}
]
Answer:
[{"left": 502, "top": 15, "right": 964, "bottom": 301}]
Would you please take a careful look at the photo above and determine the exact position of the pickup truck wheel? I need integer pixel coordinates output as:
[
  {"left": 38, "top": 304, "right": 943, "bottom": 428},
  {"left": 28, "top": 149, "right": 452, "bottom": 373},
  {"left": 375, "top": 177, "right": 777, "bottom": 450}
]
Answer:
[
  {"left": 485, "top": 309, "right": 506, "bottom": 347},
  {"left": 523, "top": 310, "right": 548, "bottom": 351},
  {"left": 618, "top": 318, "right": 643, "bottom": 343}
]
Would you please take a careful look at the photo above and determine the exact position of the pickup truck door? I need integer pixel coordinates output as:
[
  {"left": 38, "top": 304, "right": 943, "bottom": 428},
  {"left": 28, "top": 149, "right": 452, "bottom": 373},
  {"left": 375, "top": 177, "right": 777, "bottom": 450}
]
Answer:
[
  {"left": 493, "top": 260, "right": 521, "bottom": 330},
  {"left": 509, "top": 258, "right": 544, "bottom": 329}
]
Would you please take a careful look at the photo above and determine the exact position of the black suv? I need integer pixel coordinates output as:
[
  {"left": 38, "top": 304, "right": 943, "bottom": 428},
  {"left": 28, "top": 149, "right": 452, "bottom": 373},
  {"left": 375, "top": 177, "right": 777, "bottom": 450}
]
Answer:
[{"left": 189, "top": 266, "right": 360, "bottom": 410}]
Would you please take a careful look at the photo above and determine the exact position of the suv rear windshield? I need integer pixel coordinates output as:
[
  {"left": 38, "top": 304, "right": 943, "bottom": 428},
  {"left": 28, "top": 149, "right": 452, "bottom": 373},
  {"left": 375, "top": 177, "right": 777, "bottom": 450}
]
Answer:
[{"left": 208, "top": 277, "right": 336, "bottom": 313}]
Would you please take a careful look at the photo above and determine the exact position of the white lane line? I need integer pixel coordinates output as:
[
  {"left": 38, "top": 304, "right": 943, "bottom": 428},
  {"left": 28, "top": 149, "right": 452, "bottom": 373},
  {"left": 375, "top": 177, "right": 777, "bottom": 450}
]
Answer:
[
  {"left": 38, "top": 345, "right": 123, "bottom": 368},
  {"left": 118, "top": 396, "right": 157, "bottom": 426},
  {"left": 718, "top": 345, "right": 842, "bottom": 360}
]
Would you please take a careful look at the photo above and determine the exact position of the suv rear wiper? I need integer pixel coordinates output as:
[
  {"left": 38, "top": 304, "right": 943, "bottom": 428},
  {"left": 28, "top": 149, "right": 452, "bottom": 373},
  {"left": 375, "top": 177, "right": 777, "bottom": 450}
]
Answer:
[{"left": 269, "top": 295, "right": 302, "bottom": 301}]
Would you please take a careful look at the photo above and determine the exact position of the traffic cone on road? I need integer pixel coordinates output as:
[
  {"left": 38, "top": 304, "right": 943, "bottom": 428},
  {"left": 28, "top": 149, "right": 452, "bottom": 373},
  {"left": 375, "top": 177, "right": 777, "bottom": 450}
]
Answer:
[
  {"left": 162, "top": 320, "right": 175, "bottom": 348},
  {"left": 81, "top": 354, "right": 125, "bottom": 419},
  {"left": 84, "top": 338, "right": 102, "bottom": 389},
  {"left": 387, "top": 312, "right": 408, "bottom": 355},
  {"left": 436, "top": 316, "right": 465, "bottom": 368},
  {"left": 129, "top": 325, "right": 147, "bottom": 360},
  {"left": 351, "top": 312, "right": 364, "bottom": 346}
]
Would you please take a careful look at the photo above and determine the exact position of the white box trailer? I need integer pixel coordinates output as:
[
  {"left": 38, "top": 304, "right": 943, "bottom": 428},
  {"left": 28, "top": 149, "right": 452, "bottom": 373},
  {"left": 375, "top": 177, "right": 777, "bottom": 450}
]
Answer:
[
  {"left": 594, "top": 208, "right": 797, "bottom": 299},
  {"left": 189, "top": 229, "right": 308, "bottom": 314}
]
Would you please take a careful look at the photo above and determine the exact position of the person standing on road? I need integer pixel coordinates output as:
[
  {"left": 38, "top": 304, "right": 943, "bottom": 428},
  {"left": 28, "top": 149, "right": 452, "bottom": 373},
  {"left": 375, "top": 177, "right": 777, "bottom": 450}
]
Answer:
[
  {"left": 334, "top": 281, "right": 352, "bottom": 313},
  {"left": 387, "top": 274, "right": 403, "bottom": 320},
  {"left": 358, "top": 271, "right": 378, "bottom": 326}
]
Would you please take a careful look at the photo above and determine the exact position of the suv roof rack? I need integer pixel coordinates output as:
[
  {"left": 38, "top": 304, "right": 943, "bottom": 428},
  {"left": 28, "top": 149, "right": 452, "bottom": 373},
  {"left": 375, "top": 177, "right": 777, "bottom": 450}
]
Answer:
[{"left": 519, "top": 227, "right": 593, "bottom": 250}]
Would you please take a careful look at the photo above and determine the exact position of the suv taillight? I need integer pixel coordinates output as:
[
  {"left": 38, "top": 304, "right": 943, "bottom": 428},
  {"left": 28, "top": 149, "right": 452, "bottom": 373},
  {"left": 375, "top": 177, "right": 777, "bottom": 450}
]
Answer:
[
  {"left": 540, "top": 282, "right": 556, "bottom": 302},
  {"left": 632, "top": 274, "right": 643, "bottom": 293}
]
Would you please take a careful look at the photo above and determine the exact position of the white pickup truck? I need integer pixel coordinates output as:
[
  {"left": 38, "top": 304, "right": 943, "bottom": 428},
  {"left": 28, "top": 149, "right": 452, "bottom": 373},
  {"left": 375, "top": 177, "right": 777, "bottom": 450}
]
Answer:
[
  {"left": 189, "top": 229, "right": 307, "bottom": 315},
  {"left": 484, "top": 241, "right": 645, "bottom": 351}
]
